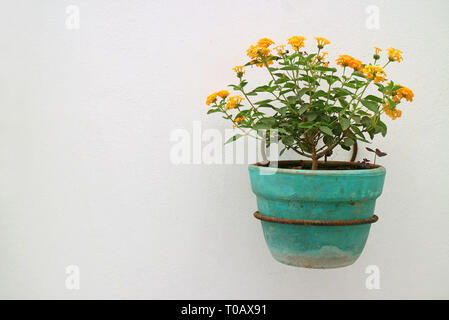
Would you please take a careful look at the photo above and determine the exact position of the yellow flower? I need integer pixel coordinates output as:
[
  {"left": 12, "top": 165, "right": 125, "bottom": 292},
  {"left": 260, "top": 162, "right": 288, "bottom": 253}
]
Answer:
[
  {"left": 274, "top": 45, "right": 285, "bottom": 55},
  {"left": 387, "top": 47, "right": 403, "bottom": 62},
  {"left": 315, "top": 51, "right": 328, "bottom": 61},
  {"left": 232, "top": 116, "right": 245, "bottom": 128},
  {"left": 336, "top": 55, "right": 363, "bottom": 71},
  {"left": 362, "top": 65, "right": 386, "bottom": 83},
  {"left": 315, "top": 37, "right": 330, "bottom": 48},
  {"left": 216, "top": 90, "right": 230, "bottom": 99},
  {"left": 373, "top": 47, "right": 382, "bottom": 60},
  {"left": 233, "top": 65, "right": 244, "bottom": 74},
  {"left": 225, "top": 96, "right": 244, "bottom": 110},
  {"left": 288, "top": 36, "right": 306, "bottom": 51},
  {"left": 206, "top": 92, "right": 218, "bottom": 106},
  {"left": 257, "top": 38, "right": 275, "bottom": 48},
  {"left": 392, "top": 85, "right": 414, "bottom": 102},
  {"left": 247, "top": 43, "right": 273, "bottom": 67},
  {"left": 247, "top": 44, "right": 271, "bottom": 59},
  {"left": 246, "top": 45, "right": 259, "bottom": 59}
]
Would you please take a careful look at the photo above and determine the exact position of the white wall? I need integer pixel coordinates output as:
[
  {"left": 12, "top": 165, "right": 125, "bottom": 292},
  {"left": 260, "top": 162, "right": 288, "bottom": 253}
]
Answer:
[{"left": 0, "top": 0, "right": 448, "bottom": 299}]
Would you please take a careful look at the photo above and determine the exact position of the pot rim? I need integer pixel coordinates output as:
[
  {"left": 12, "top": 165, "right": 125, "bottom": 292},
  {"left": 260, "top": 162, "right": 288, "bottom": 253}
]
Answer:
[{"left": 249, "top": 160, "right": 386, "bottom": 176}]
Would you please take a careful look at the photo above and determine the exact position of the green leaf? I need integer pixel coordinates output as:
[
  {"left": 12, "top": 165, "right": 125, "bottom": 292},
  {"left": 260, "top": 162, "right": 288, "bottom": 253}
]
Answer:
[
  {"left": 225, "top": 134, "right": 243, "bottom": 144},
  {"left": 282, "top": 135, "right": 294, "bottom": 146},
  {"left": 275, "top": 78, "right": 289, "bottom": 84},
  {"left": 338, "top": 97, "right": 349, "bottom": 108},
  {"left": 352, "top": 71, "right": 366, "bottom": 78},
  {"left": 376, "top": 120, "right": 387, "bottom": 137},
  {"left": 280, "top": 66, "right": 299, "bottom": 71},
  {"left": 305, "top": 112, "right": 318, "bottom": 121},
  {"left": 324, "top": 75, "right": 340, "bottom": 85},
  {"left": 235, "top": 110, "right": 251, "bottom": 117},
  {"left": 339, "top": 117, "right": 350, "bottom": 131},
  {"left": 207, "top": 109, "right": 221, "bottom": 114},
  {"left": 298, "top": 104, "right": 310, "bottom": 115},
  {"left": 342, "top": 137, "right": 355, "bottom": 147},
  {"left": 278, "top": 106, "right": 288, "bottom": 116},
  {"left": 361, "top": 99, "right": 379, "bottom": 112},
  {"left": 255, "top": 99, "right": 273, "bottom": 105},
  {"left": 312, "top": 90, "right": 328, "bottom": 99},
  {"left": 258, "top": 103, "right": 276, "bottom": 109},
  {"left": 254, "top": 118, "right": 276, "bottom": 129},
  {"left": 361, "top": 116, "right": 372, "bottom": 126},
  {"left": 319, "top": 125, "right": 334, "bottom": 136},
  {"left": 284, "top": 82, "right": 297, "bottom": 89},
  {"left": 333, "top": 88, "right": 352, "bottom": 97},
  {"left": 365, "top": 95, "right": 384, "bottom": 103},
  {"left": 286, "top": 96, "right": 299, "bottom": 105},
  {"left": 296, "top": 88, "right": 309, "bottom": 99},
  {"left": 253, "top": 85, "right": 271, "bottom": 92},
  {"left": 316, "top": 66, "right": 337, "bottom": 72}
]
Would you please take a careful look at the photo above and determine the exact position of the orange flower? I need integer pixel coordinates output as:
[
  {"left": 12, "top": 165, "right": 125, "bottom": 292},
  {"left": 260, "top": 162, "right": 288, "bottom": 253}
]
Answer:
[
  {"left": 392, "top": 85, "right": 414, "bottom": 102},
  {"left": 362, "top": 65, "right": 386, "bottom": 83},
  {"left": 315, "top": 51, "right": 328, "bottom": 61},
  {"left": 206, "top": 92, "right": 218, "bottom": 106},
  {"left": 383, "top": 104, "right": 402, "bottom": 120},
  {"left": 216, "top": 90, "right": 230, "bottom": 99},
  {"left": 315, "top": 37, "right": 330, "bottom": 48},
  {"left": 232, "top": 65, "right": 245, "bottom": 77},
  {"left": 233, "top": 116, "right": 245, "bottom": 128},
  {"left": 247, "top": 43, "right": 273, "bottom": 67},
  {"left": 274, "top": 45, "right": 285, "bottom": 55},
  {"left": 288, "top": 36, "right": 306, "bottom": 51},
  {"left": 387, "top": 47, "right": 403, "bottom": 62},
  {"left": 225, "top": 96, "right": 244, "bottom": 110},
  {"left": 257, "top": 38, "right": 275, "bottom": 48},
  {"left": 232, "top": 65, "right": 244, "bottom": 73},
  {"left": 336, "top": 55, "right": 363, "bottom": 71}
]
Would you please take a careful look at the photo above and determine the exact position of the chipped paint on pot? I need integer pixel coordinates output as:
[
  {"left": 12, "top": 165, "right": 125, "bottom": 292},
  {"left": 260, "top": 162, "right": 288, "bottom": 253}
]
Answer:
[{"left": 248, "top": 160, "right": 386, "bottom": 269}]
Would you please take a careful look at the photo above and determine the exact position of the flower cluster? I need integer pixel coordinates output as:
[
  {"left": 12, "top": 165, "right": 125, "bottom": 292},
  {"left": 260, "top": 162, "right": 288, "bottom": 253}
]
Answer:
[
  {"left": 392, "top": 86, "right": 414, "bottom": 102},
  {"left": 362, "top": 65, "right": 387, "bottom": 83},
  {"left": 288, "top": 36, "right": 307, "bottom": 51},
  {"left": 206, "top": 90, "right": 229, "bottom": 106},
  {"left": 315, "top": 37, "right": 330, "bottom": 49},
  {"left": 233, "top": 65, "right": 245, "bottom": 78},
  {"left": 246, "top": 38, "right": 275, "bottom": 67},
  {"left": 225, "top": 95, "right": 244, "bottom": 110},
  {"left": 387, "top": 47, "right": 403, "bottom": 62},
  {"left": 383, "top": 105, "right": 402, "bottom": 120},
  {"left": 336, "top": 55, "right": 363, "bottom": 71}
]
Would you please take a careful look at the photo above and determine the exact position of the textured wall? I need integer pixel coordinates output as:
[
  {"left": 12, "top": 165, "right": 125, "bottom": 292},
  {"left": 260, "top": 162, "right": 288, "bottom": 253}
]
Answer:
[{"left": 0, "top": 0, "right": 448, "bottom": 299}]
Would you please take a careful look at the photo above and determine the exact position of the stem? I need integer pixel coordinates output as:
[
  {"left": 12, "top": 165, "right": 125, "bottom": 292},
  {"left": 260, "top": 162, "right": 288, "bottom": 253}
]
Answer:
[{"left": 311, "top": 149, "right": 318, "bottom": 170}]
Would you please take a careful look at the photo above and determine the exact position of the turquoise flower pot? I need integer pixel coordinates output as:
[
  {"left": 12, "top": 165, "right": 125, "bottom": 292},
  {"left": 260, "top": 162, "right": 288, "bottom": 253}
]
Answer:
[{"left": 248, "top": 160, "right": 386, "bottom": 269}]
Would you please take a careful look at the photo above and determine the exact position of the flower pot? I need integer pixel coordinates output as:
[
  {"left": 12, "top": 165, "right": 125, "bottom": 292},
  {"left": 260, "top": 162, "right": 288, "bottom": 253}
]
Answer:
[{"left": 248, "top": 160, "right": 386, "bottom": 269}]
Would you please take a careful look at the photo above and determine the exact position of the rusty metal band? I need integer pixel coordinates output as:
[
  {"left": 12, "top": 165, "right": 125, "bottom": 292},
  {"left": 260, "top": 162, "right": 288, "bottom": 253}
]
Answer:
[{"left": 253, "top": 211, "right": 378, "bottom": 226}]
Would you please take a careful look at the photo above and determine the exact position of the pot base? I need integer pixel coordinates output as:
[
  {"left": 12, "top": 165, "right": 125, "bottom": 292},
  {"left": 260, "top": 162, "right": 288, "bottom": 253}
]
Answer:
[{"left": 271, "top": 248, "right": 360, "bottom": 269}]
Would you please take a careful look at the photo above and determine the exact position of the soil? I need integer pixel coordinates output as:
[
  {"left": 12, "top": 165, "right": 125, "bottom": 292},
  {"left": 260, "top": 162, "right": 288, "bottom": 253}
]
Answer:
[{"left": 256, "top": 160, "right": 380, "bottom": 171}]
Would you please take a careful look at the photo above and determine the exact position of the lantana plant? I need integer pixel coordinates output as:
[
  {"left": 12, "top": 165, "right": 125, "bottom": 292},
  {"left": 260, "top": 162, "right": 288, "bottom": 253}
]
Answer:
[{"left": 206, "top": 36, "right": 414, "bottom": 170}]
